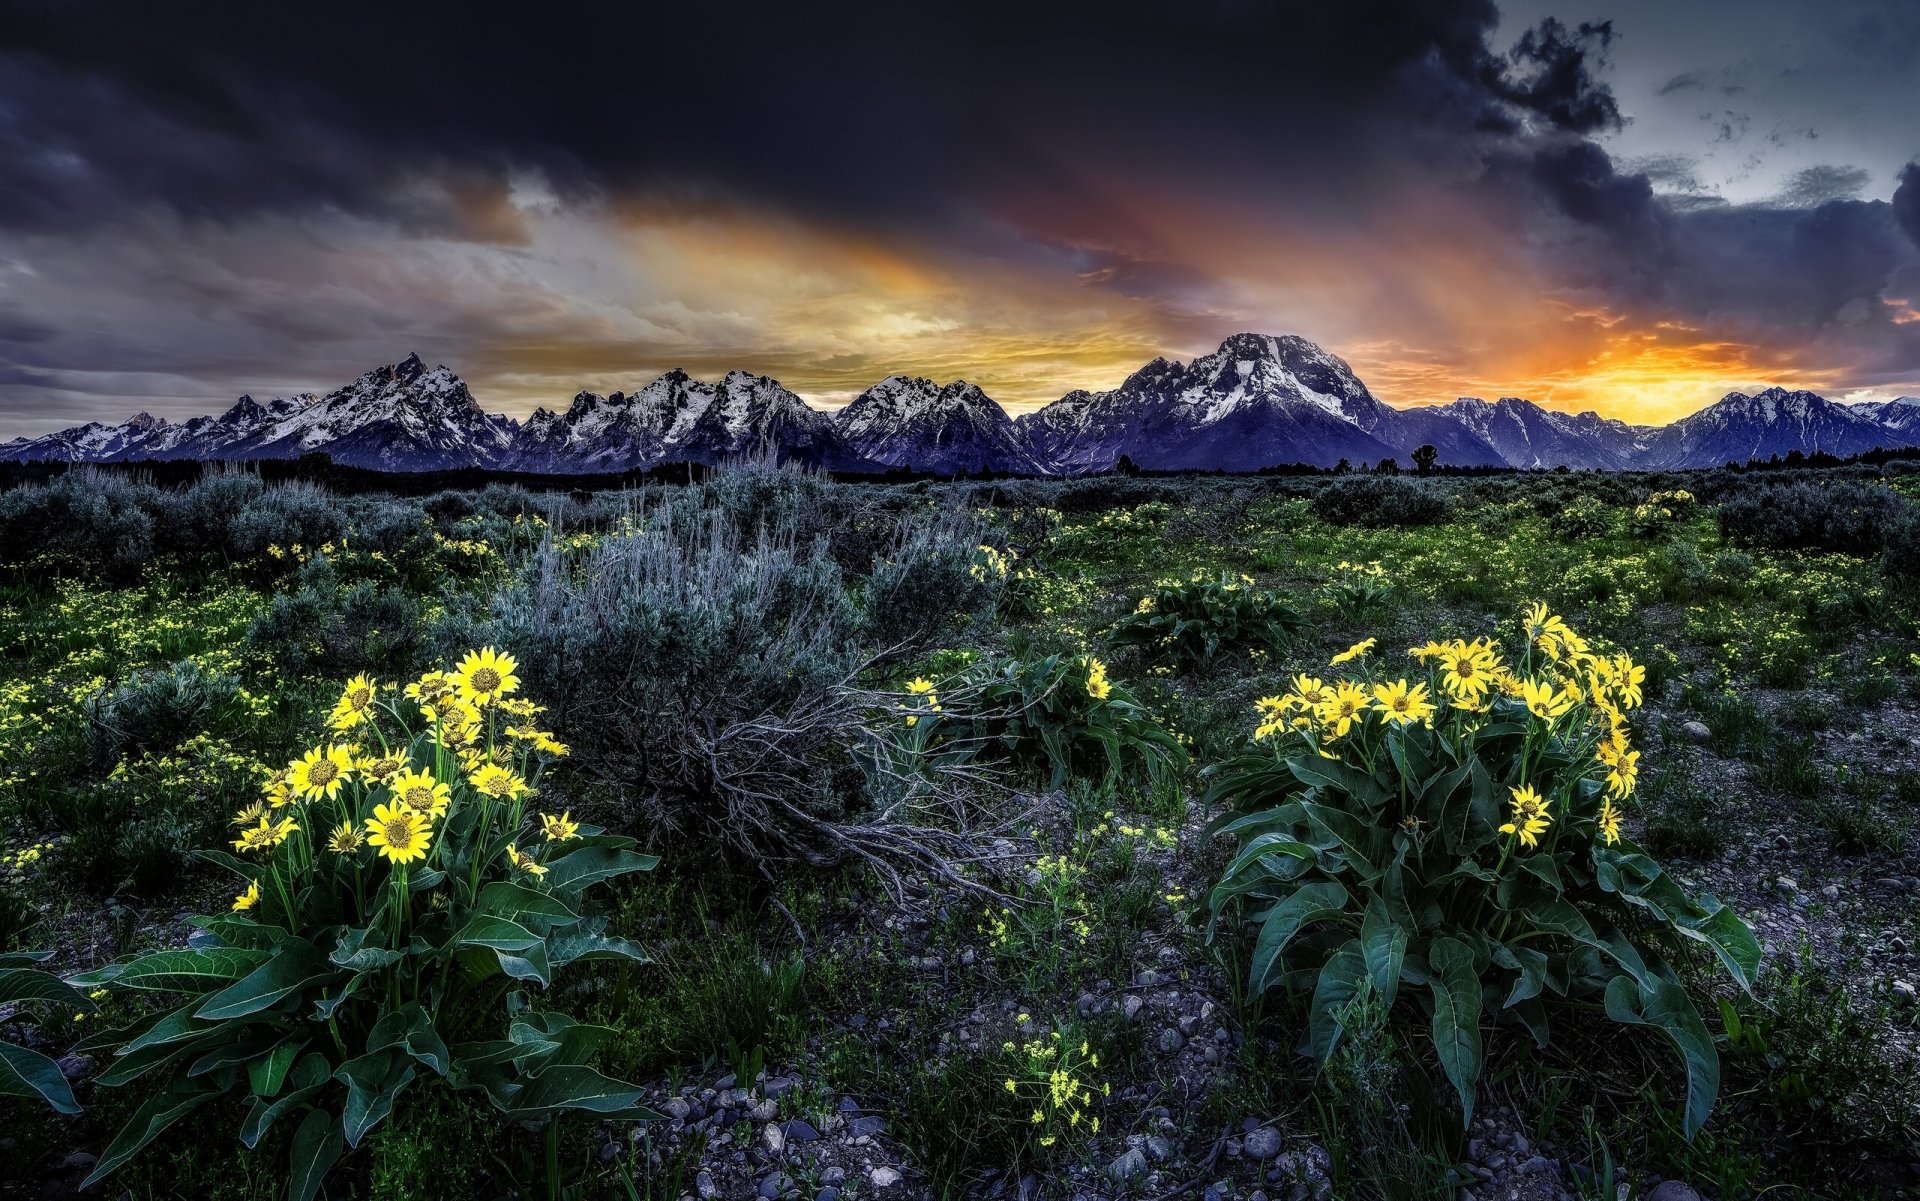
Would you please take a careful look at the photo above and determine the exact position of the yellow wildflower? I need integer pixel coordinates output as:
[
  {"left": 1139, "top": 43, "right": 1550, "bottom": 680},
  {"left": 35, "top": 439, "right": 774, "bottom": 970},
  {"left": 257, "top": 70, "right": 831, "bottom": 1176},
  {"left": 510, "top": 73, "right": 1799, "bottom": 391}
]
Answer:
[
  {"left": 365, "top": 802, "right": 433, "bottom": 865},
  {"left": 453, "top": 647, "right": 520, "bottom": 708},
  {"left": 1371, "top": 678, "right": 1436, "bottom": 726},
  {"left": 1500, "top": 785, "right": 1552, "bottom": 850},
  {"left": 1330, "top": 637, "right": 1375, "bottom": 665}
]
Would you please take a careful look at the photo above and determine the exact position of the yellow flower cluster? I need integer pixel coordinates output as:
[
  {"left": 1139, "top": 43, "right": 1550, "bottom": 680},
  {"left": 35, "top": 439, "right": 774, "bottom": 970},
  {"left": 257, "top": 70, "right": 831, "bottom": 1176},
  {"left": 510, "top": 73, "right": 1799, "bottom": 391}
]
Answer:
[
  {"left": 1254, "top": 603, "right": 1644, "bottom": 851},
  {"left": 1254, "top": 671, "right": 1437, "bottom": 742},
  {"left": 902, "top": 676, "right": 940, "bottom": 727},
  {"left": 971, "top": 544, "right": 1014, "bottom": 582},
  {"left": 228, "top": 650, "right": 577, "bottom": 879},
  {"left": 1084, "top": 657, "right": 1111, "bottom": 701},
  {"left": 1001, "top": 1028, "right": 1107, "bottom": 1148}
]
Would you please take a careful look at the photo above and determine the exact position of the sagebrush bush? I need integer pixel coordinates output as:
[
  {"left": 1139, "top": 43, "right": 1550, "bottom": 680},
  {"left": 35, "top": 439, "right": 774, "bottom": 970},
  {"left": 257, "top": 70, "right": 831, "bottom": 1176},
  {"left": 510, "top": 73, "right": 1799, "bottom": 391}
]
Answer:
[
  {"left": 1311, "top": 476, "right": 1450, "bottom": 528},
  {"left": 155, "top": 468, "right": 267, "bottom": 562},
  {"left": 1716, "top": 481, "right": 1906, "bottom": 555},
  {"left": 473, "top": 494, "right": 996, "bottom": 860},
  {"left": 245, "top": 557, "right": 425, "bottom": 676},
  {"left": 227, "top": 480, "right": 350, "bottom": 561},
  {"left": 0, "top": 469, "right": 159, "bottom": 580},
  {"left": 82, "top": 658, "right": 239, "bottom": 766}
]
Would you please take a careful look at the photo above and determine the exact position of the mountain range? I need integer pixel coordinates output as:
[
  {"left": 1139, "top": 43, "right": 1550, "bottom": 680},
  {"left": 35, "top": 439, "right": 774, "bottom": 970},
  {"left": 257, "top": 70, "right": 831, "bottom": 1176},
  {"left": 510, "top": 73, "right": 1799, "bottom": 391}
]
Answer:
[{"left": 6, "top": 334, "right": 1919, "bottom": 475}]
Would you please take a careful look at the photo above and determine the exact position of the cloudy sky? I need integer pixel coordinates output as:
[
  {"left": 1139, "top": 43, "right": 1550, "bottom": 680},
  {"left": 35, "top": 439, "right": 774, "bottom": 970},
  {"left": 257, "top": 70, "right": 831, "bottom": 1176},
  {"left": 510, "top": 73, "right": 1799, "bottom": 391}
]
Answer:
[{"left": 0, "top": 0, "right": 1917, "bottom": 438}]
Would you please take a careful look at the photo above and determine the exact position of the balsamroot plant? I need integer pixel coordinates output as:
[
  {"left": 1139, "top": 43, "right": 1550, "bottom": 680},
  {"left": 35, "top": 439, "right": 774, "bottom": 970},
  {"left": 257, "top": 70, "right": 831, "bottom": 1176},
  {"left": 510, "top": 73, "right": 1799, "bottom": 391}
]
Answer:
[
  {"left": 932, "top": 653, "right": 1188, "bottom": 792},
  {"left": 1206, "top": 607, "right": 1760, "bottom": 1137},
  {"left": 71, "top": 650, "right": 658, "bottom": 1198},
  {"left": 1107, "top": 571, "right": 1303, "bottom": 671},
  {"left": 0, "top": 951, "right": 99, "bottom": 1112}
]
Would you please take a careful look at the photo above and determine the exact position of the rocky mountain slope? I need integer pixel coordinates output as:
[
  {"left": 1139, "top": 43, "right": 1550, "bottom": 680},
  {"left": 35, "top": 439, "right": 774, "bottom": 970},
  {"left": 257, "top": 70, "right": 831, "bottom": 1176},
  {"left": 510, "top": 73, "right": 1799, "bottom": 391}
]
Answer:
[{"left": 8, "top": 337, "right": 1919, "bottom": 474}]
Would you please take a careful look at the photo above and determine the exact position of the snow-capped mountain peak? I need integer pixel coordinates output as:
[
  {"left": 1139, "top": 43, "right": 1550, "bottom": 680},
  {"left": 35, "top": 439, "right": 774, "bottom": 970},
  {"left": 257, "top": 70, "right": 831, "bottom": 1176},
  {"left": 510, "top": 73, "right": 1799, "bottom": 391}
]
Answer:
[{"left": 7, "top": 338, "right": 1920, "bottom": 474}]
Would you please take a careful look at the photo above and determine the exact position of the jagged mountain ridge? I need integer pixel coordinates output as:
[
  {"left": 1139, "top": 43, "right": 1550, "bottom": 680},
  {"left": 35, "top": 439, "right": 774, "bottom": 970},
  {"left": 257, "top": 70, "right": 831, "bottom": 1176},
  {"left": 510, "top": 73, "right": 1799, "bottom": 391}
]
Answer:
[{"left": 7, "top": 337, "right": 1920, "bottom": 473}]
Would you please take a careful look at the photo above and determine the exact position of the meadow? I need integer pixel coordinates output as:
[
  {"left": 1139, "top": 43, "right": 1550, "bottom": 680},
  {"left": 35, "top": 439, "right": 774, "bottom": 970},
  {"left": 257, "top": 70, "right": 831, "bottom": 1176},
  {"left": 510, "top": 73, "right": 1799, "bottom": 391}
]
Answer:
[{"left": 0, "top": 462, "right": 1916, "bottom": 1201}]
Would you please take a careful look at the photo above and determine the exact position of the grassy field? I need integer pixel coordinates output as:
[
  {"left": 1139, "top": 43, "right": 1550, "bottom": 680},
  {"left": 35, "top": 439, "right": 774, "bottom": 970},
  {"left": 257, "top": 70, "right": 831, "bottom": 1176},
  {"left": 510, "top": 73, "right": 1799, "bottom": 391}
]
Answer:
[{"left": 0, "top": 464, "right": 1916, "bottom": 1201}]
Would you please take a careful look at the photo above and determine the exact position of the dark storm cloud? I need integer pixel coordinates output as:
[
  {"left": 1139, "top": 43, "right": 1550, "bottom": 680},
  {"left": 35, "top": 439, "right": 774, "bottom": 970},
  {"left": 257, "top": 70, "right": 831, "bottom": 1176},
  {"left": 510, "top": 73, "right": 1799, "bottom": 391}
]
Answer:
[
  {"left": 1895, "top": 162, "right": 1920, "bottom": 251},
  {"left": 1, "top": 0, "right": 1917, "bottom": 429},
  {"left": 0, "top": 0, "right": 1623, "bottom": 240},
  {"left": 1774, "top": 164, "right": 1873, "bottom": 208}
]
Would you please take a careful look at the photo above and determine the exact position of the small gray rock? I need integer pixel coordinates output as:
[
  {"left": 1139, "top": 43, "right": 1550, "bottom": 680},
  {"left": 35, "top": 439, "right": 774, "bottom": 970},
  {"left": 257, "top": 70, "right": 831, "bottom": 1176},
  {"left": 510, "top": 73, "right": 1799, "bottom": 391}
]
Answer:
[
  {"left": 1159, "top": 1028, "right": 1186, "bottom": 1053},
  {"left": 815, "top": 1190, "right": 840, "bottom": 1201},
  {"left": 1146, "top": 1135, "right": 1174, "bottom": 1162},
  {"left": 847, "top": 1116, "right": 886, "bottom": 1137},
  {"left": 782, "top": 1119, "right": 820, "bottom": 1143},
  {"left": 1680, "top": 720, "right": 1712, "bottom": 744},
  {"left": 662, "top": 1097, "right": 691, "bottom": 1120},
  {"left": 1108, "top": 1147, "right": 1150, "bottom": 1182},
  {"left": 1243, "top": 1127, "right": 1283, "bottom": 1160},
  {"left": 1646, "top": 1183, "right": 1703, "bottom": 1201},
  {"left": 869, "top": 1166, "right": 901, "bottom": 1189},
  {"left": 695, "top": 1171, "right": 720, "bottom": 1199},
  {"left": 1124, "top": 995, "right": 1145, "bottom": 1021}
]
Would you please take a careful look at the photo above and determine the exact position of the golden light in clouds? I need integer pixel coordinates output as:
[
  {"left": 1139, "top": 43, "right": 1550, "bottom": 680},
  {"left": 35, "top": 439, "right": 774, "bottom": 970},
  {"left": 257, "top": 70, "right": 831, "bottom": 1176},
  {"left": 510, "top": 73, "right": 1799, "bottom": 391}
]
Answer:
[{"left": 445, "top": 193, "right": 1903, "bottom": 426}]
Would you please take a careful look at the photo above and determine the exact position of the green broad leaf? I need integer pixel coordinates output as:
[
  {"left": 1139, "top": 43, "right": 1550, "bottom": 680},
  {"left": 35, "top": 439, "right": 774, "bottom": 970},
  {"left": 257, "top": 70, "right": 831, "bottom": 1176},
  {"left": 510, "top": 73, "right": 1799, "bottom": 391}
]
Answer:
[
  {"left": 1247, "top": 881, "right": 1351, "bottom": 994},
  {"left": 1216, "top": 833, "right": 1318, "bottom": 890},
  {"left": 1516, "top": 854, "right": 1562, "bottom": 892},
  {"left": 187, "top": 1037, "right": 279, "bottom": 1077},
  {"left": 71, "top": 1006, "right": 165, "bottom": 1054},
  {"left": 329, "top": 926, "right": 404, "bottom": 972},
  {"left": 96, "top": 1033, "right": 219, "bottom": 1088},
  {"left": 1359, "top": 900, "right": 1407, "bottom": 1008},
  {"left": 336, "top": 1050, "right": 417, "bottom": 1148},
  {"left": 1387, "top": 725, "right": 1437, "bottom": 792},
  {"left": 548, "top": 928, "right": 650, "bottom": 969},
  {"left": 1428, "top": 936, "right": 1484, "bottom": 1127},
  {"left": 1531, "top": 900, "right": 1653, "bottom": 989},
  {"left": 1305, "top": 940, "right": 1369, "bottom": 1062},
  {"left": 0, "top": 1041, "right": 82, "bottom": 1114},
  {"left": 312, "top": 973, "right": 366, "bottom": 1021},
  {"left": 1288, "top": 756, "right": 1389, "bottom": 811},
  {"left": 476, "top": 881, "right": 582, "bottom": 932},
  {"left": 367, "top": 1003, "right": 451, "bottom": 1076},
  {"left": 78, "top": 947, "right": 269, "bottom": 993},
  {"left": 287, "top": 1107, "right": 344, "bottom": 1201},
  {"left": 1296, "top": 802, "right": 1377, "bottom": 873},
  {"left": 0, "top": 950, "right": 54, "bottom": 967},
  {"left": 1492, "top": 942, "right": 1549, "bottom": 1008},
  {"left": 451, "top": 915, "right": 544, "bottom": 954},
  {"left": 1603, "top": 975, "right": 1720, "bottom": 1139},
  {"left": 249, "top": 1038, "right": 306, "bottom": 1098},
  {"left": 494, "top": 944, "right": 553, "bottom": 986},
  {"left": 196, "top": 947, "right": 337, "bottom": 1021},
  {"left": 1205, "top": 799, "right": 1307, "bottom": 840},
  {"left": 1505, "top": 995, "right": 1551, "bottom": 1048},
  {"left": 195, "top": 848, "right": 258, "bottom": 880},
  {"left": 479, "top": 1064, "right": 654, "bottom": 1121},
  {"left": 1672, "top": 901, "right": 1762, "bottom": 993},
  {"left": 0, "top": 967, "right": 94, "bottom": 1010},
  {"left": 188, "top": 914, "right": 305, "bottom": 951},
  {"left": 82, "top": 1077, "right": 219, "bottom": 1187},
  {"left": 239, "top": 1054, "right": 331, "bottom": 1148}
]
